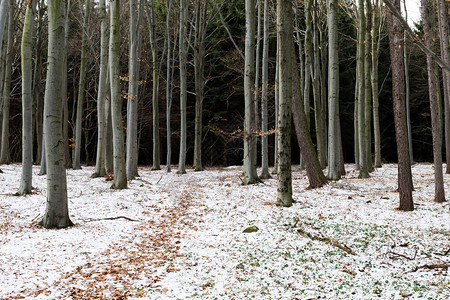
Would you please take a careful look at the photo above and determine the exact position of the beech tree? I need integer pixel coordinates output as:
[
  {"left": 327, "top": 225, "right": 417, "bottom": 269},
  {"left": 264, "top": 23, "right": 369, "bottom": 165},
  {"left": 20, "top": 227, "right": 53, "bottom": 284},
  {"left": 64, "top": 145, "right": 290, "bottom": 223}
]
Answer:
[
  {"left": 276, "top": 0, "right": 292, "bottom": 207},
  {"left": 92, "top": 0, "right": 109, "bottom": 178},
  {"left": 386, "top": 0, "right": 414, "bottom": 211},
  {"left": 421, "top": 0, "right": 445, "bottom": 203},
  {"left": 109, "top": 0, "right": 127, "bottom": 189},
  {"left": 40, "top": 0, "right": 73, "bottom": 229},
  {"left": 18, "top": 0, "right": 36, "bottom": 195},
  {"left": 243, "top": 0, "right": 259, "bottom": 184}
]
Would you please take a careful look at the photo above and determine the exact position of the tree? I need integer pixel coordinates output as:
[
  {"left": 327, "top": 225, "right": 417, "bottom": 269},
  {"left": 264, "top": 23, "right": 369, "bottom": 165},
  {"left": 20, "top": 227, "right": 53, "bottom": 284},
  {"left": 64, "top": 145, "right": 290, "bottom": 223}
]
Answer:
[
  {"left": 386, "top": 0, "right": 414, "bottom": 211},
  {"left": 0, "top": 0, "right": 9, "bottom": 55},
  {"left": 421, "top": 0, "right": 445, "bottom": 203},
  {"left": 73, "top": 0, "right": 91, "bottom": 170},
  {"left": 0, "top": 0, "right": 14, "bottom": 164},
  {"left": 177, "top": 0, "right": 188, "bottom": 174},
  {"left": 276, "top": 0, "right": 293, "bottom": 206},
  {"left": 243, "top": 0, "right": 259, "bottom": 184},
  {"left": 259, "top": 0, "right": 270, "bottom": 179},
  {"left": 92, "top": 0, "right": 109, "bottom": 178},
  {"left": 326, "top": 0, "right": 341, "bottom": 180},
  {"left": 126, "top": 0, "right": 143, "bottom": 178},
  {"left": 40, "top": 0, "right": 73, "bottom": 229},
  {"left": 437, "top": 0, "right": 450, "bottom": 174},
  {"left": 109, "top": 0, "right": 127, "bottom": 189},
  {"left": 165, "top": 0, "right": 174, "bottom": 173},
  {"left": 18, "top": 0, "right": 36, "bottom": 195}
]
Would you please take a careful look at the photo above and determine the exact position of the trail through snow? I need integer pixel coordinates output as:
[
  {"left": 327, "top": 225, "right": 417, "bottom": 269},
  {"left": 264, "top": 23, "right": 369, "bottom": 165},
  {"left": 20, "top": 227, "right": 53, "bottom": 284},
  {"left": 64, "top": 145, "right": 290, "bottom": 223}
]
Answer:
[{"left": 0, "top": 163, "right": 448, "bottom": 299}]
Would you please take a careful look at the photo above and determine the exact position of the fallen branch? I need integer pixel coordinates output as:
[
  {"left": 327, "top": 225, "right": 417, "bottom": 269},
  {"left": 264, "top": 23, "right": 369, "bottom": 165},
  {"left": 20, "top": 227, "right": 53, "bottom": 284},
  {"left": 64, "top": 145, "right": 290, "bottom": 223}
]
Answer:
[
  {"left": 297, "top": 228, "right": 356, "bottom": 255},
  {"left": 434, "top": 248, "right": 450, "bottom": 256},
  {"left": 84, "top": 216, "right": 140, "bottom": 222},
  {"left": 411, "top": 264, "right": 449, "bottom": 272},
  {"left": 387, "top": 250, "right": 416, "bottom": 260}
]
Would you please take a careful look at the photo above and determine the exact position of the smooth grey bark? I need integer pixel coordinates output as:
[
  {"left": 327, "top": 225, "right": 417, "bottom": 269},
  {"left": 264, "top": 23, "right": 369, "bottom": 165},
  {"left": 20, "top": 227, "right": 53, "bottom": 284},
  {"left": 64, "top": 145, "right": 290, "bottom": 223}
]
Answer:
[
  {"left": 386, "top": 0, "right": 414, "bottom": 211},
  {"left": 18, "top": 0, "right": 35, "bottom": 196},
  {"left": 0, "top": 0, "right": 9, "bottom": 52},
  {"left": 193, "top": 0, "right": 208, "bottom": 172},
  {"left": 104, "top": 72, "right": 113, "bottom": 174},
  {"left": 40, "top": 0, "right": 73, "bottom": 229},
  {"left": 0, "top": 1, "right": 13, "bottom": 164},
  {"left": 177, "top": 0, "right": 188, "bottom": 174},
  {"left": 357, "top": 0, "right": 369, "bottom": 178},
  {"left": 109, "top": 0, "right": 127, "bottom": 189},
  {"left": 276, "top": 0, "right": 292, "bottom": 207},
  {"left": 165, "top": 0, "right": 173, "bottom": 173},
  {"left": 326, "top": 0, "right": 341, "bottom": 181},
  {"left": 63, "top": 0, "right": 72, "bottom": 168},
  {"left": 73, "top": 0, "right": 91, "bottom": 170},
  {"left": 126, "top": 0, "right": 142, "bottom": 179},
  {"left": 259, "top": 0, "right": 270, "bottom": 179},
  {"left": 437, "top": 0, "right": 450, "bottom": 174},
  {"left": 372, "top": 0, "right": 383, "bottom": 167},
  {"left": 364, "top": 0, "right": 373, "bottom": 172},
  {"left": 92, "top": 0, "right": 108, "bottom": 178},
  {"left": 421, "top": 0, "right": 445, "bottom": 203},
  {"left": 354, "top": 44, "right": 360, "bottom": 170},
  {"left": 403, "top": 22, "right": 413, "bottom": 164},
  {"left": 272, "top": 37, "right": 279, "bottom": 174},
  {"left": 146, "top": 0, "right": 161, "bottom": 171},
  {"left": 243, "top": 0, "right": 259, "bottom": 184},
  {"left": 39, "top": 136, "right": 46, "bottom": 175},
  {"left": 312, "top": 6, "right": 326, "bottom": 169}
]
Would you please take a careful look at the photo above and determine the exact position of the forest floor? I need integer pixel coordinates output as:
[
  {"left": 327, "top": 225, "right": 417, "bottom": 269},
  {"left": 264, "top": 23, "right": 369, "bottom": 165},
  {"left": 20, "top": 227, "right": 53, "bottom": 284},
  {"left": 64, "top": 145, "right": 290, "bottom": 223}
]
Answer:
[{"left": 0, "top": 163, "right": 448, "bottom": 299}]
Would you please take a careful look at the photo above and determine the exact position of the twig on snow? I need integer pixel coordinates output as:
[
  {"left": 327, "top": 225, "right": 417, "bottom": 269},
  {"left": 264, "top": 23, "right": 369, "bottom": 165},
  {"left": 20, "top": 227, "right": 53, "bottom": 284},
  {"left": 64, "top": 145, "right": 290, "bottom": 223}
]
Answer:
[
  {"left": 84, "top": 216, "right": 140, "bottom": 222},
  {"left": 434, "top": 248, "right": 450, "bottom": 256},
  {"left": 297, "top": 228, "right": 356, "bottom": 255},
  {"left": 387, "top": 250, "right": 416, "bottom": 261},
  {"left": 156, "top": 176, "right": 163, "bottom": 185},
  {"left": 410, "top": 264, "right": 449, "bottom": 272}
]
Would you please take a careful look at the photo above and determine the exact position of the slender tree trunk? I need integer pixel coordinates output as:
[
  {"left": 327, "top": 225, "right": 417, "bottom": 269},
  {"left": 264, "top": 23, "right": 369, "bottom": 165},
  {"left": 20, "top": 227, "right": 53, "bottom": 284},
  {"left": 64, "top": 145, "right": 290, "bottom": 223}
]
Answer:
[
  {"left": 386, "top": 0, "right": 414, "bottom": 211},
  {"left": 326, "top": 0, "right": 341, "bottom": 180},
  {"left": 421, "top": 0, "right": 445, "bottom": 203},
  {"left": 276, "top": 0, "right": 292, "bottom": 207},
  {"left": 177, "top": 0, "right": 188, "bottom": 174},
  {"left": 354, "top": 45, "right": 360, "bottom": 169},
  {"left": 104, "top": 73, "right": 113, "bottom": 174},
  {"left": 357, "top": 0, "right": 369, "bottom": 178},
  {"left": 126, "top": 0, "right": 141, "bottom": 178},
  {"left": 109, "top": 0, "right": 127, "bottom": 189},
  {"left": 243, "top": 0, "right": 259, "bottom": 184},
  {"left": 93, "top": 0, "right": 108, "bottom": 178},
  {"left": 272, "top": 37, "right": 279, "bottom": 174},
  {"left": 73, "top": 0, "right": 91, "bottom": 170},
  {"left": 260, "top": 0, "right": 270, "bottom": 179},
  {"left": 63, "top": 0, "right": 71, "bottom": 168},
  {"left": 364, "top": 0, "right": 373, "bottom": 172},
  {"left": 18, "top": 0, "right": 35, "bottom": 195},
  {"left": 437, "top": 0, "right": 450, "bottom": 173},
  {"left": 40, "top": 0, "right": 73, "bottom": 229},
  {"left": 166, "top": 0, "right": 172, "bottom": 173},
  {"left": 292, "top": 42, "right": 328, "bottom": 189},
  {"left": 372, "top": 0, "right": 382, "bottom": 167},
  {"left": 33, "top": 3, "right": 44, "bottom": 165},
  {"left": 193, "top": 0, "right": 208, "bottom": 172},
  {"left": 0, "top": 1, "right": 13, "bottom": 164}
]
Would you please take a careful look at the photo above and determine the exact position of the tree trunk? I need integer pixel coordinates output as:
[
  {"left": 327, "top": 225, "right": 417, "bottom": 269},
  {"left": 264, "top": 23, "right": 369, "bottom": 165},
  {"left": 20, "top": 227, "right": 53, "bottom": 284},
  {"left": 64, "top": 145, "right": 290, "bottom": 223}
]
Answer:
[
  {"left": 0, "top": 0, "right": 9, "bottom": 52},
  {"left": 386, "top": 0, "right": 414, "bottom": 211},
  {"left": 165, "top": 0, "right": 173, "bottom": 173},
  {"left": 421, "top": 0, "right": 445, "bottom": 203},
  {"left": 326, "top": 0, "right": 341, "bottom": 180},
  {"left": 73, "top": 0, "right": 91, "bottom": 170},
  {"left": 276, "top": 0, "right": 292, "bottom": 207},
  {"left": 372, "top": 0, "right": 382, "bottom": 167},
  {"left": 437, "top": 0, "right": 450, "bottom": 174},
  {"left": 177, "top": 0, "right": 188, "bottom": 174},
  {"left": 104, "top": 73, "right": 113, "bottom": 174},
  {"left": 364, "top": 0, "right": 373, "bottom": 172},
  {"left": 292, "top": 43, "right": 328, "bottom": 189},
  {"left": 0, "top": 1, "right": 13, "bottom": 164},
  {"left": 18, "top": 0, "right": 35, "bottom": 195},
  {"left": 40, "top": 0, "right": 73, "bottom": 229},
  {"left": 109, "top": 0, "right": 127, "bottom": 189},
  {"left": 193, "top": 0, "right": 208, "bottom": 172},
  {"left": 126, "top": 0, "right": 141, "bottom": 178},
  {"left": 92, "top": 0, "right": 108, "bottom": 178},
  {"left": 243, "top": 0, "right": 259, "bottom": 184},
  {"left": 260, "top": 0, "right": 270, "bottom": 179},
  {"left": 63, "top": 0, "right": 71, "bottom": 168},
  {"left": 357, "top": 0, "right": 369, "bottom": 178}
]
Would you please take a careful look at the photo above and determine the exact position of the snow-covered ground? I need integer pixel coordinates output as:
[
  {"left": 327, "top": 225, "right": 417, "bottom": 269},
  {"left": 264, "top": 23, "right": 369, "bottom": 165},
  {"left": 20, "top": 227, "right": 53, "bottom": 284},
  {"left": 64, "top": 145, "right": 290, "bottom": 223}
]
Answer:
[{"left": 0, "top": 163, "right": 448, "bottom": 299}]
